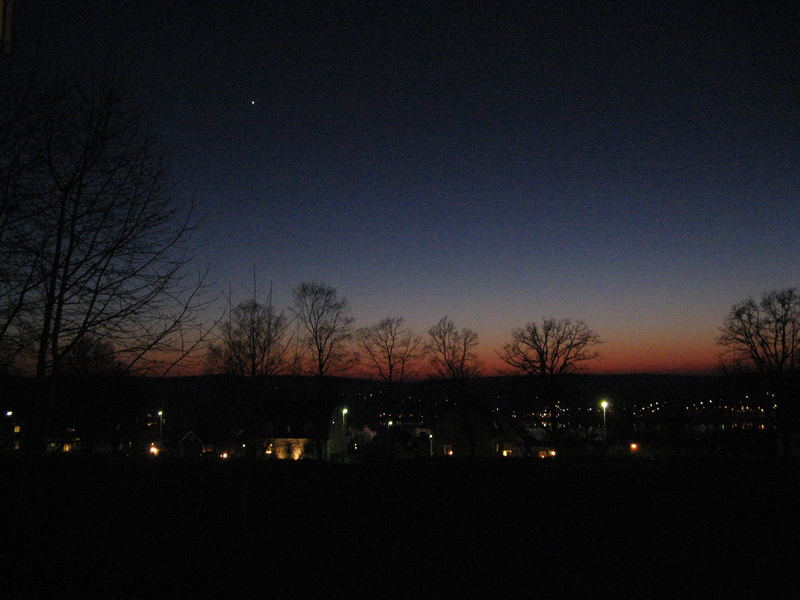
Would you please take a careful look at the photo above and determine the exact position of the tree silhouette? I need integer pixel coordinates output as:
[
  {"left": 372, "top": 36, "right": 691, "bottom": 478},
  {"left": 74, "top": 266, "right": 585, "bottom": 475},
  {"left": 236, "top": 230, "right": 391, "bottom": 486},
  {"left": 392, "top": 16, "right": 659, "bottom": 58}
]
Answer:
[
  {"left": 499, "top": 318, "right": 602, "bottom": 433},
  {"left": 718, "top": 288, "right": 800, "bottom": 455},
  {"left": 292, "top": 282, "right": 355, "bottom": 377},
  {"left": 0, "top": 72, "right": 211, "bottom": 378},
  {"left": 357, "top": 317, "right": 423, "bottom": 386},
  {"left": 498, "top": 318, "right": 602, "bottom": 376},
  {"left": 207, "top": 292, "right": 290, "bottom": 377},
  {"left": 718, "top": 288, "right": 800, "bottom": 374},
  {"left": 426, "top": 316, "right": 481, "bottom": 382}
]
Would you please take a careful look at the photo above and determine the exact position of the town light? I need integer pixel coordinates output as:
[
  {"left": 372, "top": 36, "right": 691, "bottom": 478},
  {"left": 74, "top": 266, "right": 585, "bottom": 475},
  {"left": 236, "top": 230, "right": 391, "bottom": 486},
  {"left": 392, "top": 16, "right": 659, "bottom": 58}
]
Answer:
[
  {"left": 5, "top": 410, "right": 12, "bottom": 417},
  {"left": 600, "top": 399, "right": 610, "bottom": 441},
  {"left": 629, "top": 442, "right": 639, "bottom": 452}
]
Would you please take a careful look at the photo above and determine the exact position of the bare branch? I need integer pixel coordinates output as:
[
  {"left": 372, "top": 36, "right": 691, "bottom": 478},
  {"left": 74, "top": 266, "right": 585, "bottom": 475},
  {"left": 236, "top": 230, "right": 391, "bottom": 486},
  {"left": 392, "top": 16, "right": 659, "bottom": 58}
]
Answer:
[
  {"left": 426, "top": 316, "right": 481, "bottom": 381},
  {"left": 291, "top": 282, "right": 355, "bottom": 377},
  {"left": 357, "top": 316, "right": 424, "bottom": 385},
  {"left": 718, "top": 288, "right": 800, "bottom": 375},
  {"left": 498, "top": 317, "right": 602, "bottom": 376}
]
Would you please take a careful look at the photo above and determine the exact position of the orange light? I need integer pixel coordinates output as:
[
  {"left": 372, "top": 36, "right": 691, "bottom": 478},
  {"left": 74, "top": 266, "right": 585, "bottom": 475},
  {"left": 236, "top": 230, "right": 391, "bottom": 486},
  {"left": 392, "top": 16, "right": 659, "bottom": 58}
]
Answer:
[
  {"left": 629, "top": 443, "right": 639, "bottom": 452},
  {"left": 149, "top": 444, "right": 159, "bottom": 456},
  {"left": 220, "top": 452, "right": 229, "bottom": 459}
]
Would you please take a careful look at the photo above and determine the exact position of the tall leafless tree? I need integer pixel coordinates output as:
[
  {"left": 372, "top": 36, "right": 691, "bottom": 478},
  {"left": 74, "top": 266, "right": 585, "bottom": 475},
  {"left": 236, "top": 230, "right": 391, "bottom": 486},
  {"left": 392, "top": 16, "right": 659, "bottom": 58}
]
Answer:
[
  {"left": 357, "top": 316, "right": 423, "bottom": 385},
  {"left": 358, "top": 316, "right": 424, "bottom": 423},
  {"left": 0, "top": 73, "right": 212, "bottom": 379},
  {"left": 498, "top": 318, "right": 603, "bottom": 377},
  {"left": 717, "top": 288, "right": 800, "bottom": 374},
  {"left": 207, "top": 288, "right": 290, "bottom": 377},
  {"left": 426, "top": 316, "right": 481, "bottom": 382},
  {"left": 292, "top": 282, "right": 355, "bottom": 377},
  {"left": 499, "top": 318, "right": 601, "bottom": 433},
  {"left": 0, "top": 69, "right": 52, "bottom": 370},
  {"left": 717, "top": 288, "right": 800, "bottom": 455}
]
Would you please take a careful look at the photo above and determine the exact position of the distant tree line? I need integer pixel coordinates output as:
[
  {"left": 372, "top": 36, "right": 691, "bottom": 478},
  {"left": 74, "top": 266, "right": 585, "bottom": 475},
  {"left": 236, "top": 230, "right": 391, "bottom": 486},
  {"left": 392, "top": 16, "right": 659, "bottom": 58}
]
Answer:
[{"left": 205, "top": 281, "right": 606, "bottom": 379}]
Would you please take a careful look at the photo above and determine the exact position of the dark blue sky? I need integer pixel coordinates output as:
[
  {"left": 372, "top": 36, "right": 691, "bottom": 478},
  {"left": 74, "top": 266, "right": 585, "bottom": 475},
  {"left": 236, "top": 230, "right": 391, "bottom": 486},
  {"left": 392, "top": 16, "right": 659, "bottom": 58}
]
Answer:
[{"left": 12, "top": 1, "right": 799, "bottom": 372}]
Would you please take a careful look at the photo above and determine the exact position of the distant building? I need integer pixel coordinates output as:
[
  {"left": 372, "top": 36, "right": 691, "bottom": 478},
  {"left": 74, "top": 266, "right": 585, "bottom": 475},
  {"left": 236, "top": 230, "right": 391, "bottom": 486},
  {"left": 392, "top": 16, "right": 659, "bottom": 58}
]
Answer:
[{"left": 434, "top": 406, "right": 531, "bottom": 458}]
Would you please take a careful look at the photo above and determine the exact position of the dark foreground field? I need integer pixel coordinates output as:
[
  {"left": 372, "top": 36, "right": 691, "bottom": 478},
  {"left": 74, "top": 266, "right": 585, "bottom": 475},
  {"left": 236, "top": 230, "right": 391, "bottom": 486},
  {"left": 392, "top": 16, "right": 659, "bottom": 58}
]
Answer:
[{"left": 2, "top": 457, "right": 799, "bottom": 597}]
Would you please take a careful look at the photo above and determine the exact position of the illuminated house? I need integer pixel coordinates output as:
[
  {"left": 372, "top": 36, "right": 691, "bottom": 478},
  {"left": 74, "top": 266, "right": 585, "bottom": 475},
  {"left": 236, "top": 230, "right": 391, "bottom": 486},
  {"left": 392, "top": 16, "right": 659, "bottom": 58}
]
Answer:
[
  {"left": 263, "top": 417, "right": 322, "bottom": 460},
  {"left": 264, "top": 437, "right": 313, "bottom": 460}
]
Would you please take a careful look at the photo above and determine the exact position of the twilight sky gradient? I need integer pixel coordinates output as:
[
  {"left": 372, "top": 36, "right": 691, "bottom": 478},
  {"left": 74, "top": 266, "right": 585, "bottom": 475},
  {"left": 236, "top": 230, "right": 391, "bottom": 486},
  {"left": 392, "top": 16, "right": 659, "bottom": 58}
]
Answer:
[{"left": 13, "top": 1, "right": 799, "bottom": 373}]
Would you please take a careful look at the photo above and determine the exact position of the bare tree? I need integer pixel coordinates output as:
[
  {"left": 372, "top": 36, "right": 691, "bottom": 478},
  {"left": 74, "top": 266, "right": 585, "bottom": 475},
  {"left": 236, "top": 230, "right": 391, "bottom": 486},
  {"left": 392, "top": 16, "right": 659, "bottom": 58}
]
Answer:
[
  {"left": 0, "top": 70, "right": 52, "bottom": 370},
  {"left": 0, "top": 72, "right": 213, "bottom": 380},
  {"left": 717, "top": 288, "right": 800, "bottom": 374},
  {"left": 357, "top": 317, "right": 423, "bottom": 386},
  {"left": 292, "top": 282, "right": 355, "bottom": 377},
  {"left": 498, "top": 318, "right": 603, "bottom": 376},
  {"left": 207, "top": 292, "right": 290, "bottom": 377},
  {"left": 59, "top": 336, "right": 124, "bottom": 377},
  {"left": 426, "top": 316, "right": 481, "bottom": 381},
  {"left": 718, "top": 288, "right": 800, "bottom": 455}
]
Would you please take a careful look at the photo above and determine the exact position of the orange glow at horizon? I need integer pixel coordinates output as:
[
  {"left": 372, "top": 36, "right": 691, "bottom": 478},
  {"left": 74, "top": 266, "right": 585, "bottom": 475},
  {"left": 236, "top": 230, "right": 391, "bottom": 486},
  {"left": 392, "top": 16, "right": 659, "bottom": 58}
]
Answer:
[{"left": 155, "top": 331, "right": 721, "bottom": 378}]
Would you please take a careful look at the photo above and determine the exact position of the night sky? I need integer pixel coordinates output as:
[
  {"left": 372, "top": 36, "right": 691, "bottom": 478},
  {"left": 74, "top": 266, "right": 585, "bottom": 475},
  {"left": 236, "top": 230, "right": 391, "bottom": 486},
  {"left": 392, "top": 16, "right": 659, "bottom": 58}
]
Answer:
[{"left": 11, "top": 1, "right": 799, "bottom": 374}]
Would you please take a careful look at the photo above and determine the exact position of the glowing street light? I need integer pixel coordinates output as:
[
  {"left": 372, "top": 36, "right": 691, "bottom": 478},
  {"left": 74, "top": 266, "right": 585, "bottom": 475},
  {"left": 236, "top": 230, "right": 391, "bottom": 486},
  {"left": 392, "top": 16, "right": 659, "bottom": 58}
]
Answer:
[
  {"left": 600, "top": 399, "right": 609, "bottom": 441},
  {"left": 5, "top": 410, "right": 18, "bottom": 449},
  {"left": 342, "top": 408, "right": 348, "bottom": 436},
  {"left": 158, "top": 410, "right": 164, "bottom": 447}
]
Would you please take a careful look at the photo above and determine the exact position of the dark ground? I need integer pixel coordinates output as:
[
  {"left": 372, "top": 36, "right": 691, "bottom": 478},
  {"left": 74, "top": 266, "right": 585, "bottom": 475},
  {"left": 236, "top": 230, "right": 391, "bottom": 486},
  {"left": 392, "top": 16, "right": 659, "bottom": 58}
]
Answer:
[{"left": 2, "top": 457, "right": 798, "bottom": 598}]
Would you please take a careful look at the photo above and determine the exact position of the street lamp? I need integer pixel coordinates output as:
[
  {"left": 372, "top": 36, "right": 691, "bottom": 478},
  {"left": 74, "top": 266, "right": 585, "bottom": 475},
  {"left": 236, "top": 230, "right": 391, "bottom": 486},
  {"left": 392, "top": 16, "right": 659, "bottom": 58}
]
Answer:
[
  {"left": 429, "top": 433, "right": 433, "bottom": 458},
  {"left": 341, "top": 408, "right": 348, "bottom": 436},
  {"left": 158, "top": 410, "right": 164, "bottom": 447},
  {"left": 600, "top": 400, "right": 609, "bottom": 441},
  {"left": 5, "top": 410, "right": 16, "bottom": 450}
]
